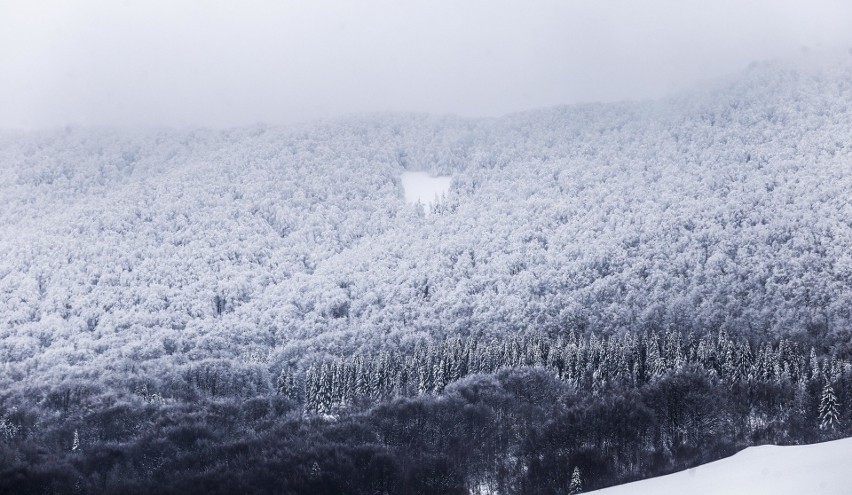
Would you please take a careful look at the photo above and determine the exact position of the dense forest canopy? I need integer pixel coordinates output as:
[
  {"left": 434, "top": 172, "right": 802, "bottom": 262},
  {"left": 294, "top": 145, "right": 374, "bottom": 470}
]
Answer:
[
  {"left": 3, "top": 57, "right": 852, "bottom": 400},
  {"left": 2, "top": 52, "right": 852, "bottom": 494}
]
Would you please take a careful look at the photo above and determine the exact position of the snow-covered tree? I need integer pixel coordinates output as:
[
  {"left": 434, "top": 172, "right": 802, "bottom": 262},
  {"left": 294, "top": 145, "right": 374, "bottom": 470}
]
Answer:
[
  {"left": 819, "top": 382, "right": 840, "bottom": 431},
  {"left": 569, "top": 466, "right": 583, "bottom": 494},
  {"left": 277, "top": 367, "right": 299, "bottom": 401}
]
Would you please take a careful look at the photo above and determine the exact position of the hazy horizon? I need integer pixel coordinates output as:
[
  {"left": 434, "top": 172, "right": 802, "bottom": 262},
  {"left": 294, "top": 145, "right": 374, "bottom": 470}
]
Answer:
[{"left": 2, "top": 0, "right": 852, "bottom": 129}]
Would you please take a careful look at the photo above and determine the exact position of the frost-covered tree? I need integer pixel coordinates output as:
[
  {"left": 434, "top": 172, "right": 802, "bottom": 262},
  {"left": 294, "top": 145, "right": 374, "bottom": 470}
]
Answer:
[
  {"left": 277, "top": 367, "right": 299, "bottom": 402},
  {"left": 316, "top": 363, "right": 334, "bottom": 415},
  {"left": 569, "top": 466, "right": 583, "bottom": 494},
  {"left": 819, "top": 382, "right": 840, "bottom": 431},
  {"left": 304, "top": 365, "right": 319, "bottom": 413}
]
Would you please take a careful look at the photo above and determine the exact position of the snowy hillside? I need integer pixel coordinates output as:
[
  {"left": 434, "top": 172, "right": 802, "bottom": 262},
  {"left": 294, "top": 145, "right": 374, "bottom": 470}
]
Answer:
[
  {"left": 590, "top": 437, "right": 852, "bottom": 495},
  {"left": 2, "top": 53, "right": 852, "bottom": 494},
  {"left": 3, "top": 56, "right": 852, "bottom": 398}
]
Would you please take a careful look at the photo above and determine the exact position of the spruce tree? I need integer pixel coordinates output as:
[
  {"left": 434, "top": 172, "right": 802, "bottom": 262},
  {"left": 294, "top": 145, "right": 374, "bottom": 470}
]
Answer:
[
  {"left": 354, "top": 357, "right": 368, "bottom": 399},
  {"left": 277, "top": 367, "right": 298, "bottom": 402},
  {"left": 809, "top": 347, "right": 821, "bottom": 382},
  {"left": 432, "top": 355, "right": 447, "bottom": 393},
  {"left": 304, "top": 365, "right": 318, "bottom": 413},
  {"left": 317, "top": 363, "right": 334, "bottom": 415},
  {"left": 819, "top": 382, "right": 840, "bottom": 431},
  {"left": 646, "top": 334, "right": 664, "bottom": 379},
  {"left": 569, "top": 466, "right": 583, "bottom": 494},
  {"left": 330, "top": 361, "right": 343, "bottom": 410},
  {"left": 417, "top": 357, "right": 432, "bottom": 396}
]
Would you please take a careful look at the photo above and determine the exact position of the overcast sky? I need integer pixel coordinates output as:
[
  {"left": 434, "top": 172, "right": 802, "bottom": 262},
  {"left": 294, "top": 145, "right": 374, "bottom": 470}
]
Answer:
[{"left": 1, "top": 0, "right": 851, "bottom": 128}]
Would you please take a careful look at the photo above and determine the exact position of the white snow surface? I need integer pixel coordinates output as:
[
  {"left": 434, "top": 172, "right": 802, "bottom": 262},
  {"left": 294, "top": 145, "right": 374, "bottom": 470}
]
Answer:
[
  {"left": 589, "top": 437, "right": 852, "bottom": 495},
  {"left": 401, "top": 171, "right": 451, "bottom": 212}
]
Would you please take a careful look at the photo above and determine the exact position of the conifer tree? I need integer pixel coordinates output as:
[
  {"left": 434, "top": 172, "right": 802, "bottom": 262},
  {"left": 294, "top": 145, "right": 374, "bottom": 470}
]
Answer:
[
  {"left": 819, "top": 382, "right": 840, "bottom": 431},
  {"left": 277, "top": 367, "right": 299, "bottom": 402},
  {"left": 569, "top": 466, "right": 583, "bottom": 494},
  {"left": 367, "top": 358, "right": 382, "bottom": 401},
  {"left": 547, "top": 346, "right": 562, "bottom": 379},
  {"left": 317, "top": 363, "right": 334, "bottom": 414},
  {"left": 696, "top": 336, "right": 712, "bottom": 369},
  {"left": 417, "top": 357, "right": 432, "bottom": 396},
  {"left": 486, "top": 342, "right": 501, "bottom": 373},
  {"left": 354, "top": 356, "right": 368, "bottom": 399},
  {"left": 449, "top": 344, "right": 464, "bottom": 383},
  {"left": 304, "top": 365, "right": 318, "bottom": 413},
  {"left": 809, "top": 348, "right": 821, "bottom": 382},
  {"left": 432, "top": 355, "right": 447, "bottom": 393},
  {"left": 561, "top": 345, "right": 577, "bottom": 383},
  {"left": 646, "top": 335, "right": 665, "bottom": 379},
  {"left": 330, "top": 361, "right": 343, "bottom": 410},
  {"left": 343, "top": 361, "right": 356, "bottom": 405}
]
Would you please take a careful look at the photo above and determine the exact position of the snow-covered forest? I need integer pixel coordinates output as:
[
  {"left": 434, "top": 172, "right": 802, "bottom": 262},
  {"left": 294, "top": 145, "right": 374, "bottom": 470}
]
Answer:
[{"left": 2, "top": 55, "right": 852, "bottom": 493}]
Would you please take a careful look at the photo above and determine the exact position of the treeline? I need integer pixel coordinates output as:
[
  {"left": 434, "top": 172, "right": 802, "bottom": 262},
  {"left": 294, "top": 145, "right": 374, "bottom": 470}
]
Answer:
[{"left": 285, "top": 330, "right": 849, "bottom": 417}]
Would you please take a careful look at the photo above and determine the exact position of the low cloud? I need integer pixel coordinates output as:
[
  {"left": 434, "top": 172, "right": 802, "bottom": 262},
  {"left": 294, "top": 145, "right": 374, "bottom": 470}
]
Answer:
[{"left": 1, "top": 0, "right": 851, "bottom": 128}]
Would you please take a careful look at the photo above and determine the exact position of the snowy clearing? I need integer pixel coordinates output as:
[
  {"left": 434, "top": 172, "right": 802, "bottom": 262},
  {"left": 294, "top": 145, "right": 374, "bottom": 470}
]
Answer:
[
  {"left": 401, "top": 171, "right": 451, "bottom": 212},
  {"left": 589, "top": 437, "right": 852, "bottom": 495}
]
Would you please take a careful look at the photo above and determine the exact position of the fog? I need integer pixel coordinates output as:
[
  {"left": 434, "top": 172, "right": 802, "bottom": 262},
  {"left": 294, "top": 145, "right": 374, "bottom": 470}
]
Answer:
[{"left": 1, "top": 0, "right": 851, "bottom": 128}]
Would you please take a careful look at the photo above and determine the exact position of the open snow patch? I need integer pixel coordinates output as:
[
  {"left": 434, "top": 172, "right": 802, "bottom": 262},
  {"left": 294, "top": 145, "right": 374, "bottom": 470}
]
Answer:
[
  {"left": 589, "top": 437, "right": 852, "bottom": 495},
  {"left": 401, "top": 171, "right": 451, "bottom": 213}
]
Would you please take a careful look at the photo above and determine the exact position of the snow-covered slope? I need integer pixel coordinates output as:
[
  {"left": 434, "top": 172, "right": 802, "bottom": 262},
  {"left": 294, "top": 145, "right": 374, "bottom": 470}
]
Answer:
[
  {"left": 590, "top": 438, "right": 852, "bottom": 495},
  {"left": 2, "top": 53, "right": 852, "bottom": 398}
]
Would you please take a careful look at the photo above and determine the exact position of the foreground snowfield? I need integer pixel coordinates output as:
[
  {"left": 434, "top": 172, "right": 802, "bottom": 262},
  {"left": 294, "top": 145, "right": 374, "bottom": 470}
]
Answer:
[{"left": 590, "top": 437, "right": 852, "bottom": 494}]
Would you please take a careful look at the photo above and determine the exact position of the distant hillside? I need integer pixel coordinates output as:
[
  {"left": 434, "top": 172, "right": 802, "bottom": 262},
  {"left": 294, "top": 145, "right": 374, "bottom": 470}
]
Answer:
[{"left": 2, "top": 53, "right": 852, "bottom": 401}]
